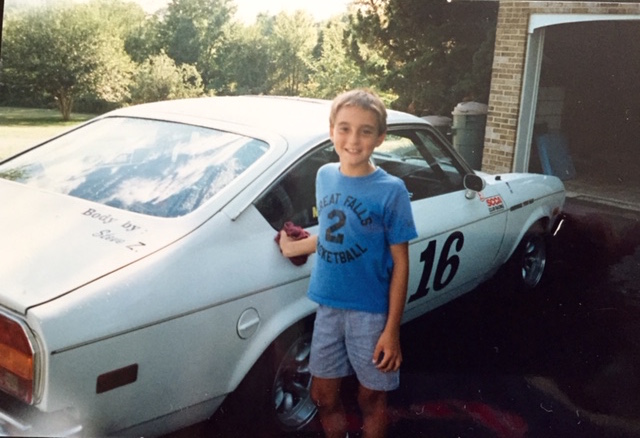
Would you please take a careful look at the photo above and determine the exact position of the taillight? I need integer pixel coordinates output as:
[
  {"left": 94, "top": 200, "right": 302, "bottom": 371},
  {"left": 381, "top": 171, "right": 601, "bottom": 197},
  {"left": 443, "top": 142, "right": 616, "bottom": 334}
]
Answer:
[{"left": 0, "top": 315, "right": 36, "bottom": 404}]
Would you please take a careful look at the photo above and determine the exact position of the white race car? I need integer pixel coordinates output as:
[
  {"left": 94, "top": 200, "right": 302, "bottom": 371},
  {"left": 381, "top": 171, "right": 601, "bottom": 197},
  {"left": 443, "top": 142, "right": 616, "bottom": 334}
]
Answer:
[{"left": 0, "top": 96, "right": 564, "bottom": 436}]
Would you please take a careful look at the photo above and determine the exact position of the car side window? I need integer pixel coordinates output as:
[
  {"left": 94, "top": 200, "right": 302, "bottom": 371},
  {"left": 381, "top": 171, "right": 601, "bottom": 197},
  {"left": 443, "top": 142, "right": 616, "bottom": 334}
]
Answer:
[
  {"left": 255, "top": 143, "right": 339, "bottom": 230},
  {"left": 255, "top": 128, "right": 466, "bottom": 230},
  {"left": 374, "top": 129, "right": 465, "bottom": 201}
]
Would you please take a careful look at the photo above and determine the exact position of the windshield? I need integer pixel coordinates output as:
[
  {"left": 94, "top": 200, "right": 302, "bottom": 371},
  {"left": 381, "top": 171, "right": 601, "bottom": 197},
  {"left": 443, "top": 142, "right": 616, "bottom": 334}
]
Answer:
[{"left": 0, "top": 117, "right": 269, "bottom": 217}]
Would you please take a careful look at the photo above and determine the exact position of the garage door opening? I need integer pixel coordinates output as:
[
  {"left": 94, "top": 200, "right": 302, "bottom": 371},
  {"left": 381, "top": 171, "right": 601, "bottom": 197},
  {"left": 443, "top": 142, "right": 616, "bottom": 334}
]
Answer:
[{"left": 528, "top": 20, "right": 640, "bottom": 207}]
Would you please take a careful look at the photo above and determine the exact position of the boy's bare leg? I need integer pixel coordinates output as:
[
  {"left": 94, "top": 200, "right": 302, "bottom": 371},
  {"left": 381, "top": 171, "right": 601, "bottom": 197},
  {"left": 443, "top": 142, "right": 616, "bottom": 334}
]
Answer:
[
  {"left": 357, "top": 384, "right": 388, "bottom": 438},
  {"left": 311, "top": 376, "right": 347, "bottom": 438}
]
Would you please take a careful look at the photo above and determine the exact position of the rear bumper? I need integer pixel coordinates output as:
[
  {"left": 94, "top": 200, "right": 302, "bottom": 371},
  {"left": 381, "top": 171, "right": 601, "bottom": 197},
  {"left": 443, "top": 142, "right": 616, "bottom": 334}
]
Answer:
[{"left": 0, "top": 395, "right": 81, "bottom": 437}]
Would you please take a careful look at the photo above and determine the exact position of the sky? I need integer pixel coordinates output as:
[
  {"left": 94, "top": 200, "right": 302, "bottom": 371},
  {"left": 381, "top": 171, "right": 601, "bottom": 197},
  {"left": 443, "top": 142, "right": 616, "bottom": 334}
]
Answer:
[
  {"left": 7, "top": 0, "right": 352, "bottom": 22},
  {"left": 101, "top": 0, "right": 351, "bottom": 22},
  {"left": 235, "top": 0, "right": 351, "bottom": 22}
]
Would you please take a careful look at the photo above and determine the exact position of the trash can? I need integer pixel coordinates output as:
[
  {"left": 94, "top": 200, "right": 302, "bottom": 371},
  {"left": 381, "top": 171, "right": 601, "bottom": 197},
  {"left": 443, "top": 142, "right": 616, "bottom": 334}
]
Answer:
[{"left": 451, "top": 101, "right": 488, "bottom": 170}]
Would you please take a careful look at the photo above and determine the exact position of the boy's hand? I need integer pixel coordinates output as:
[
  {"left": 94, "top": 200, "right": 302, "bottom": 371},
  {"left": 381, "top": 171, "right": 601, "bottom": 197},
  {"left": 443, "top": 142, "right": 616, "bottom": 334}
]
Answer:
[
  {"left": 278, "top": 230, "right": 295, "bottom": 256},
  {"left": 277, "top": 231, "right": 318, "bottom": 260},
  {"left": 372, "top": 329, "right": 402, "bottom": 372}
]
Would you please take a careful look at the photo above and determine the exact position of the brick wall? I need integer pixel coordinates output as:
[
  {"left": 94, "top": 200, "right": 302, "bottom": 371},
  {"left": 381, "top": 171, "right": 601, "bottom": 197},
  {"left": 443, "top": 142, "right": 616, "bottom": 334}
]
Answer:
[{"left": 482, "top": 1, "right": 640, "bottom": 174}]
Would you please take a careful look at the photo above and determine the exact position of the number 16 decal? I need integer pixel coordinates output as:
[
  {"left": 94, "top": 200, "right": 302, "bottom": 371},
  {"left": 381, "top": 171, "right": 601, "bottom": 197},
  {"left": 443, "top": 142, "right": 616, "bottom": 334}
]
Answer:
[{"left": 408, "top": 231, "right": 464, "bottom": 303}]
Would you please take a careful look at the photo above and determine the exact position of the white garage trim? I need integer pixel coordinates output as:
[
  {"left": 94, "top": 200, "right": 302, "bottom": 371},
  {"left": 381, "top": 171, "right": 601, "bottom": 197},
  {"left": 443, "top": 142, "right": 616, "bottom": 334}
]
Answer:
[{"left": 529, "top": 13, "right": 640, "bottom": 34}]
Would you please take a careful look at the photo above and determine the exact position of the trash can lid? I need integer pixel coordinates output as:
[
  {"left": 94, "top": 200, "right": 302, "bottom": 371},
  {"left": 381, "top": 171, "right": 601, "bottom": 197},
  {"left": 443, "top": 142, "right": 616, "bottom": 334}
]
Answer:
[
  {"left": 420, "top": 115, "right": 452, "bottom": 127},
  {"left": 452, "top": 101, "right": 488, "bottom": 116}
]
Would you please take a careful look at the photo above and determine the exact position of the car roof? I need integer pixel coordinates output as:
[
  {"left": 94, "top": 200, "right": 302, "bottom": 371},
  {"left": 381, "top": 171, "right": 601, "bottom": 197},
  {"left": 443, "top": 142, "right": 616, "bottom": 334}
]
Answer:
[{"left": 109, "top": 95, "right": 427, "bottom": 147}]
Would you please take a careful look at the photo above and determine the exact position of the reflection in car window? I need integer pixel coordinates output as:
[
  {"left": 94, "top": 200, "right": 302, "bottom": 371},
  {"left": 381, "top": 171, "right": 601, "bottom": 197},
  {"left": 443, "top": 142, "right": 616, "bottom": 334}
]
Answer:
[{"left": 0, "top": 117, "right": 269, "bottom": 217}]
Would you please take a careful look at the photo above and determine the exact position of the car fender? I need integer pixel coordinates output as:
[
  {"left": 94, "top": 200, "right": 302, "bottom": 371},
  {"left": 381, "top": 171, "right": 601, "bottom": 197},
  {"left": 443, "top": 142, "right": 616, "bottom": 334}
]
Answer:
[
  {"left": 500, "top": 194, "right": 564, "bottom": 265},
  {"left": 484, "top": 173, "right": 563, "bottom": 264},
  {"left": 225, "top": 290, "right": 317, "bottom": 390}
]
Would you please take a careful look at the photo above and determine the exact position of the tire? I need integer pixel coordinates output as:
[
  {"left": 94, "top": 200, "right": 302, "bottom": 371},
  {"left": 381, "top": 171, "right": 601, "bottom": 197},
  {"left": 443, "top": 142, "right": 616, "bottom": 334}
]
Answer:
[
  {"left": 507, "top": 223, "right": 548, "bottom": 292},
  {"left": 271, "top": 329, "right": 316, "bottom": 431},
  {"left": 214, "top": 320, "right": 316, "bottom": 435}
]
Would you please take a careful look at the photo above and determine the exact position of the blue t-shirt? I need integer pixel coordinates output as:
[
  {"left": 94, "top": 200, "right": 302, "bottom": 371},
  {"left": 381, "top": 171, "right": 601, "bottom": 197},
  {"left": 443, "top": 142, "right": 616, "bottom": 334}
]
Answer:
[{"left": 307, "top": 163, "right": 418, "bottom": 313}]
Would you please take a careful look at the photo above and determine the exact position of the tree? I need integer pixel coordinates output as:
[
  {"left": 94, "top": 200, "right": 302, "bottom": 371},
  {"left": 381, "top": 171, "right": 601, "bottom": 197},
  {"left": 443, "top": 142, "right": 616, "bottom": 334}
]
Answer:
[
  {"left": 304, "top": 17, "right": 368, "bottom": 99},
  {"left": 269, "top": 11, "right": 317, "bottom": 96},
  {"left": 159, "top": 0, "right": 235, "bottom": 89},
  {"left": 217, "top": 17, "right": 273, "bottom": 95},
  {"left": 85, "top": 0, "right": 147, "bottom": 39},
  {"left": 350, "top": 0, "right": 497, "bottom": 115},
  {"left": 125, "top": 15, "right": 164, "bottom": 64},
  {"left": 2, "top": 2, "right": 135, "bottom": 119},
  {"left": 129, "top": 52, "right": 204, "bottom": 104}
]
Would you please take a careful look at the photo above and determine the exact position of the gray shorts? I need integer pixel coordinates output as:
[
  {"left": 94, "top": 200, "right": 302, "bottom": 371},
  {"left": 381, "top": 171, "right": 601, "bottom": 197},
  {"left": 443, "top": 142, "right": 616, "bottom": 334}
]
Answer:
[{"left": 309, "top": 305, "right": 399, "bottom": 392}]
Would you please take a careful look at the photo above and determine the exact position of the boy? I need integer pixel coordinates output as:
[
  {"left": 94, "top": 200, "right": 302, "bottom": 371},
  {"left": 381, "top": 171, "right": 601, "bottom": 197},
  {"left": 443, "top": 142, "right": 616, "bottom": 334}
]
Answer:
[{"left": 279, "top": 89, "right": 417, "bottom": 438}]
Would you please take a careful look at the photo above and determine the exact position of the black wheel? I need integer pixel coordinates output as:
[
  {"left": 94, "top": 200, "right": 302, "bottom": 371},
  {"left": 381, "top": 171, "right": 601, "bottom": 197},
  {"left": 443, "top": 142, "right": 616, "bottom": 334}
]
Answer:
[
  {"left": 508, "top": 224, "right": 548, "bottom": 291},
  {"left": 272, "top": 331, "right": 316, "bottom": 431},
  {"left": 214, "top": 320, "right": 316, "bottom": 435}
]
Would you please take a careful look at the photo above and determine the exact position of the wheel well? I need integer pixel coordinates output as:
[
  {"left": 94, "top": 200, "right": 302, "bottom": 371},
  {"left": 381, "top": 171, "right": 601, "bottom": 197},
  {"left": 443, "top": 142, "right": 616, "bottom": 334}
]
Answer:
[
  {"left": 507, "top": 219, "right": 549, "bottom": 292},
  {"left": 214, "top": 313, "right": 317, "bottom": 434},
  {"left": 538, "top": 216, "right": 551, "bottom": 233},
  {"left": 530, "top": 218, "right": 546, "bottom": 234},
  {"left": 502, "top": 216, "right": 549, "bottom": 268}
]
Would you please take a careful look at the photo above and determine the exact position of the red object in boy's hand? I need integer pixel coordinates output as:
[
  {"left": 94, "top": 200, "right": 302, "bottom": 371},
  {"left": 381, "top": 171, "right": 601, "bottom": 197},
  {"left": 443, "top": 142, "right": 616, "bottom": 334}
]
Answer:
[{"left": 274, "top": 221, "right": 310, "bottom": 266}]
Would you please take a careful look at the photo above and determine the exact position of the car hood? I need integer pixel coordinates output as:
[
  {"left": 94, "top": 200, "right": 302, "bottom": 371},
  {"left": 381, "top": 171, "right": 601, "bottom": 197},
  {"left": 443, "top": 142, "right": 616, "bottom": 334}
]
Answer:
[{"left": 0, "top": 181, "right": 187, "bottom": 314}]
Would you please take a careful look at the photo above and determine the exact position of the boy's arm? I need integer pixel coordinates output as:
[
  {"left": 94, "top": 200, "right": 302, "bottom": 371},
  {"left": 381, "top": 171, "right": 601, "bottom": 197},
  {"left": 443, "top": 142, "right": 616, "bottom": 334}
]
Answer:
[
  {"left": 373, "top": 241, "right": 409, "bottom": 373},
  {"left": 278, "top": 231, "right": 318, "bottom": 258}
]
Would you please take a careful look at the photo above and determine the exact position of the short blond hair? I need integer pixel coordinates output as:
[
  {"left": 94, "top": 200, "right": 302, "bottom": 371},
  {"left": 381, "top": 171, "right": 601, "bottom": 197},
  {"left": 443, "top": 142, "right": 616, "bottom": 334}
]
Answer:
[{"left": 329, "top": 89, "right": 387, "bottom": 135}]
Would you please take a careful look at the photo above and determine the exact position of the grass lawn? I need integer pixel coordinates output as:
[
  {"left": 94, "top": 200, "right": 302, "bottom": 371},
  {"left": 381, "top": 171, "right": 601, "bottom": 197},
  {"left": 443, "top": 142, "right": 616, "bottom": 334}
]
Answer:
[{"left": 0, "top": 107, "right": 95, "bottom": 159}]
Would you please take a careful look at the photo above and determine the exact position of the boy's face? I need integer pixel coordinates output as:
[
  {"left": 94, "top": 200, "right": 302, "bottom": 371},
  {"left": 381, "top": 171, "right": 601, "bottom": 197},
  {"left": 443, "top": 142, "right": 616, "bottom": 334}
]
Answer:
[{"left": 330, "top": 105, "right": 386, "bottom": 177}]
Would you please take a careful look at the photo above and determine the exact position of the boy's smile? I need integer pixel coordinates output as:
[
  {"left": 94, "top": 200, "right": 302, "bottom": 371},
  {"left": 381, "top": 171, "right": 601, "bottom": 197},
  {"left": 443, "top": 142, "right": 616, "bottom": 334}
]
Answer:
[{"left": 330, "top": 105, "right": 386, "bottom": 177}]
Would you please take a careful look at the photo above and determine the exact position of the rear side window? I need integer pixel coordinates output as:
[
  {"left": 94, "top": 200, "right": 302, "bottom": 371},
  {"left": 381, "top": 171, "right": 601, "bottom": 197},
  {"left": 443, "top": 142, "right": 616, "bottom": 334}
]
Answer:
[{"left": 0, "top": 117, "right": 269, "bottom": 217}]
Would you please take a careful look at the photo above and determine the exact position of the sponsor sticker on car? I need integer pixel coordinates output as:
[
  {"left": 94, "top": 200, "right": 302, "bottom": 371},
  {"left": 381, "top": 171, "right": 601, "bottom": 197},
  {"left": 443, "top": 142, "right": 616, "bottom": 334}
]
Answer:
[{"left": 480, "top": 194, "right": 505, "bottom": 214}]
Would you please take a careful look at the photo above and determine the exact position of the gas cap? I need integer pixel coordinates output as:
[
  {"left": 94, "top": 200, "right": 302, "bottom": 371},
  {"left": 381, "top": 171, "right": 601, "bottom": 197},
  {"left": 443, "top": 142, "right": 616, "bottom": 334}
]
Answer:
[{"left": 237, "top": 308, "right": 260, "bottom": 339}]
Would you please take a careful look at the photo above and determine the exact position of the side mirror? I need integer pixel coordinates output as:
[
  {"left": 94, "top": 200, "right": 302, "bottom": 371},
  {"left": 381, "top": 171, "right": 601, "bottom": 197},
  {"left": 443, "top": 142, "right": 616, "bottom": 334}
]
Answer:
[{"left": 463, "top": 174, "right": 485, "bottom": 199}]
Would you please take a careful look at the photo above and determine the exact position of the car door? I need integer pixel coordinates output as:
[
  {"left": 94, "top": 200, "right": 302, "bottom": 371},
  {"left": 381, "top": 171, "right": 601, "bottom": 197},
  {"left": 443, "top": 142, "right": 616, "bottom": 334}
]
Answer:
[
  {"left": 254, "top": 127, "right": 508, "bottom": 320},
  {"left": 374, "top": 127, "right": 509, "bottom": 319}
]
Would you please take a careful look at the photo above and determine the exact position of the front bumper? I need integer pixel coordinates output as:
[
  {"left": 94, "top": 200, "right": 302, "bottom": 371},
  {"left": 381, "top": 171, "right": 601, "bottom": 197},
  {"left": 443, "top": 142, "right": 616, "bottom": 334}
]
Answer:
[{"left": 0, "top": 394, "right": 81, "bottom": 437}]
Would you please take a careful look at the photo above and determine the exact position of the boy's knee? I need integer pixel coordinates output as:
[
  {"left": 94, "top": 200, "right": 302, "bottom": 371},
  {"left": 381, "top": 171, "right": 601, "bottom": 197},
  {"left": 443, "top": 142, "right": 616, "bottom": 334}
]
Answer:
[
  {"left": 311, "top": 378, "right": 341, "bottom": 409},
  {"left": 357, "top": 386, "right": 387, "bottom": 414},
  {"left": 311, "top": 379, "right": 339, "bottom": 407}
]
